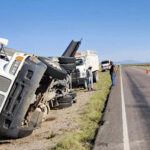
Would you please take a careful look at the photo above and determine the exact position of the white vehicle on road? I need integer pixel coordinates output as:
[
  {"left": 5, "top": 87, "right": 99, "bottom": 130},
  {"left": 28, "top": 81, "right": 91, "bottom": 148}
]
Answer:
[{"left": 101, "top": 60, "right": 111, "bottom": 71}]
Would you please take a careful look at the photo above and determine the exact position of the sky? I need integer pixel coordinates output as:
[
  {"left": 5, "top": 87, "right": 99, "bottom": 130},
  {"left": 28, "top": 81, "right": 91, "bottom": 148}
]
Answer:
[{"left": 0, "top": 0, "right": 150, "bottom": 62}]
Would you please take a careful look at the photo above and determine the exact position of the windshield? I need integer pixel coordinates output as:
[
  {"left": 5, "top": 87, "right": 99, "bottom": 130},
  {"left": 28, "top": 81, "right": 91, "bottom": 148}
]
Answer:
[
  {"left": 76, "top": 59, "right": 83, "bottom": 66},
  {"left": 101, "top": 61, "right": 109, "bottom": 64}
]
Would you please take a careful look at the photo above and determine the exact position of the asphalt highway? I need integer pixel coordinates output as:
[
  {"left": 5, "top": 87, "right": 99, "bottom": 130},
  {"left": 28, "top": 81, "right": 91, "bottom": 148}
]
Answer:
[{"left": 93, "top": 66, "right": 150, "bottom": 150}]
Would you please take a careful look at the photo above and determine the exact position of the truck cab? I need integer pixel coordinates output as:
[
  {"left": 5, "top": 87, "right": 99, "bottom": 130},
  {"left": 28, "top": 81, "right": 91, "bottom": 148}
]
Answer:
[
  {"left": 0, "top": 38, "right": 51, "bottom": 138},
  {"left": 72, "top": 57, "right": 87, "bottom": 88},
  {"left": 0, "top": 52, "right": 30, "bottom": 113},
  {"left": 0, "top": 38, "right": 79, "bottom": 138},
  {"left": 72, "top": 50, "right": 99, "bottom": 88},
  {"left": 101, "top": 60, "right": 110, "bottom": 71}
]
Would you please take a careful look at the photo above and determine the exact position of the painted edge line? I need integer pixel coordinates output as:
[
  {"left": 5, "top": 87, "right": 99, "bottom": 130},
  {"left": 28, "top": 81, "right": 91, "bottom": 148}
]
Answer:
[{"left": 120, "top": 65, "right": 130, "bottom": 150}]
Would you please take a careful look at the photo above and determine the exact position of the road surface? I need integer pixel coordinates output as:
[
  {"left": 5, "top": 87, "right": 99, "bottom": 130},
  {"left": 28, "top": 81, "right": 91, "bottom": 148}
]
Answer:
[{"left": 94, "top": 66, "right": 150, "bottom": 150}]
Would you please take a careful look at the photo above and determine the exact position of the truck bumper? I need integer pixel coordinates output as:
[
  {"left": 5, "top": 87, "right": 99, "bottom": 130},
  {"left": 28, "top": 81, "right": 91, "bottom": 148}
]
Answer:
[
  {"left": 0, "top": 57, "right": 47, "bottom": 138},
  {"left": 72, "top": 71, "right": 87, "bottom": 87},
  {"left": 72, "top": 77, "right": 86, "bottom": 87}
]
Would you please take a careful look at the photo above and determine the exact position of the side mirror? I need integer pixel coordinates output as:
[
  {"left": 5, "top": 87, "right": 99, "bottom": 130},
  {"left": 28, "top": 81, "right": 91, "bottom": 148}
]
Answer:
[{"left": 0, "top": 38, "right": 8, "bottom": 47}]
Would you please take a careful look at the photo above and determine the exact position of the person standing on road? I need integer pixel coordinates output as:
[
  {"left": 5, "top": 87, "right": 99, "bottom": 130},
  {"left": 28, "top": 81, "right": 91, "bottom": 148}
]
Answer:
[
  {"left": 87, "top": 66, "right": 94, "bottom": 90},
  {"left": 110, "top": 61, "right": 115, "bottom": 86}
]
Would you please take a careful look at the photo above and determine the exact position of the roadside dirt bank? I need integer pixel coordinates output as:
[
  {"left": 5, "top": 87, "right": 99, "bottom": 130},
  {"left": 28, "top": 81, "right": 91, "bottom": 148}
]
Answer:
[{"left": 0, "top": 89, "right": 96, "bottom": 150}]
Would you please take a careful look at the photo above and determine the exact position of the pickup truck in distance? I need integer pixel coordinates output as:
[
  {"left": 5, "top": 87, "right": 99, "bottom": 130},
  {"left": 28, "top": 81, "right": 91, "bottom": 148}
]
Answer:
[
  {"left": 101, "top": 60, "right": 110, "bottom": 71},
  {"left": 0, "top": 38, "right": 80, "bottom": 138}
]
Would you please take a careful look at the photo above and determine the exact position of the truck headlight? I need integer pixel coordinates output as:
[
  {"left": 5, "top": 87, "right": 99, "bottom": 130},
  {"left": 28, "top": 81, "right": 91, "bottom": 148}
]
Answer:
[{"left": 9, "top": 56, "right": 23, "bottom": 75}]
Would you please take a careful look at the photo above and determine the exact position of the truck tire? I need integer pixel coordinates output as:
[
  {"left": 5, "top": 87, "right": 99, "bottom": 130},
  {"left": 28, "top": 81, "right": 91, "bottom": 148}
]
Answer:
[
  {"left": 56, "top": 102, "right": 72, "bottom": 109},
  {"left": 60, "top": 63, "right": 76, "bottom": 72},
  {"left": 38, "top": 57, "right": 67, "bottom": 80},
  {"left": 57, "top": 95, "right": 72, "bottom": 103},
  {"left": 93, "top": 71, "right": 99, "bottom": 83},
  {"left": 69, "top": 92, "right": 77, "bottom": 99},
  {"left": 59, "top": 57, "right": 76, "bottom": 64}
]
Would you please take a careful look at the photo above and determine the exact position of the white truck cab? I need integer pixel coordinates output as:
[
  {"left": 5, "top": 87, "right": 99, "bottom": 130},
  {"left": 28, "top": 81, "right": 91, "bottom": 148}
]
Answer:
[
  {"left": 101, "top": 60, "right": 110, "bottom": 71},
  {"left": 0, "top": 52, "right": 29, "bottom": 113},
  {"left": 0, "top": 38, "right": 48, "bottom": 138},
  {"left": 0, "top": 38, "right": 31, "bottom": 113},
  {"left": 72, "top": 50, "right": 99, "bottom": 88},
  {"left": 74, "top": 57, "right": 87, "bottom": 88},
  {"left": 76, "top": 58, "right": 86, "bottom": 78}
]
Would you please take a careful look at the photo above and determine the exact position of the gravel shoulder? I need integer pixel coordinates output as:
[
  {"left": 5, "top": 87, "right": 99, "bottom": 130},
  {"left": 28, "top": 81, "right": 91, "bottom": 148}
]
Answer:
[{"left": 0, "top": 89, "right": 96, "bottom": 150}]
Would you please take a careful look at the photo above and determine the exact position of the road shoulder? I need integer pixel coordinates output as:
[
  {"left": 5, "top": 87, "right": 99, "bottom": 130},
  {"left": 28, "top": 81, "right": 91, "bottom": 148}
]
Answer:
[{"left": 93, "top": 70, "right": 123, "bottom": 150}]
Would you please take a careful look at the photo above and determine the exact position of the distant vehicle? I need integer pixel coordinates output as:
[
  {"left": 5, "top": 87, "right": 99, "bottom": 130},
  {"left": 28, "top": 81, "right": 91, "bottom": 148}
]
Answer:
[
  {"left": 72, "top": 50, "right": 99, "bottom": 88},
  {"left": 101, "top": 60, "right": 111, "bottom": 71}
]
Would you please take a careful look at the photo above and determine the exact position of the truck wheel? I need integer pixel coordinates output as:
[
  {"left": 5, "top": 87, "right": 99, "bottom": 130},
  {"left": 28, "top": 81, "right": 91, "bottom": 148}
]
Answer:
[
  {"left": 59, "top": 57, "right": 75, "bottom": 64},
  {"left": 57, "top": 95, "right": 72, "bottom": 103},
  {"left": 60, "top": 63, "right": 76, "bottom": 72},
  {"left": 93, "top": 71, "right": 99, "bottom": 82},
  {"left": 38, "top": 57, "right": 67, "bottom": 80},
  {"left": 69, "top": 92, "right": 77, "bottom": 99},
  {"left": 56, "top": 102, "right": 72, "bottom": 109}
]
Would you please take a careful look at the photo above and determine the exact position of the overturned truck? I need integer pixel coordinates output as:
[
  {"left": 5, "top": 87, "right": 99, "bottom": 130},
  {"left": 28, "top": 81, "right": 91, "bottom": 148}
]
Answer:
[{"left": 0, "top": 38, "right": 81, "bottom": 138}]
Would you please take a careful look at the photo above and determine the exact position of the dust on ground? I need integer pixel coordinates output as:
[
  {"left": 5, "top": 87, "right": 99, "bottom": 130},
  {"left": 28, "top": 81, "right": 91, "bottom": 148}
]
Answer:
[{"left": 0, "top": 89, "right": 96, "bottom": 150}]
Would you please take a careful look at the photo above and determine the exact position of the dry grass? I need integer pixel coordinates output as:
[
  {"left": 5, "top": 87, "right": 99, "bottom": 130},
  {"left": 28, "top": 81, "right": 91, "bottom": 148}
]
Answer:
[
  {"left": 46, "top": 132, "right": 57, "bottom": 140},
  {"left": 54, "top": 71, "right": 112, "bottom": 150}
]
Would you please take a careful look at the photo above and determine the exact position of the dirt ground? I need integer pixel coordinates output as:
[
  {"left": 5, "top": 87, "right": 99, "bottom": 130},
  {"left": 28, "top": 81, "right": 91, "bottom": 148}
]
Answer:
[{"left": 0, "top": 89, "right": 96, "bottom": 150}]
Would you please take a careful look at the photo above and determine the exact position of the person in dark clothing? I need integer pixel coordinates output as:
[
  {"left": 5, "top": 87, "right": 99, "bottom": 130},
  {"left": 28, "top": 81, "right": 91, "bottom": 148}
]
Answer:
[{"left": 110, "top": 61, "right": 115, "bottom": 86}]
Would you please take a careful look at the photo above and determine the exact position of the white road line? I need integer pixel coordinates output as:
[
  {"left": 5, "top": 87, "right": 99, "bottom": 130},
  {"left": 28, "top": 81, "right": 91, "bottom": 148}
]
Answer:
[{"left": 120, "top": 66, "right": 130, "bottom": 150}]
